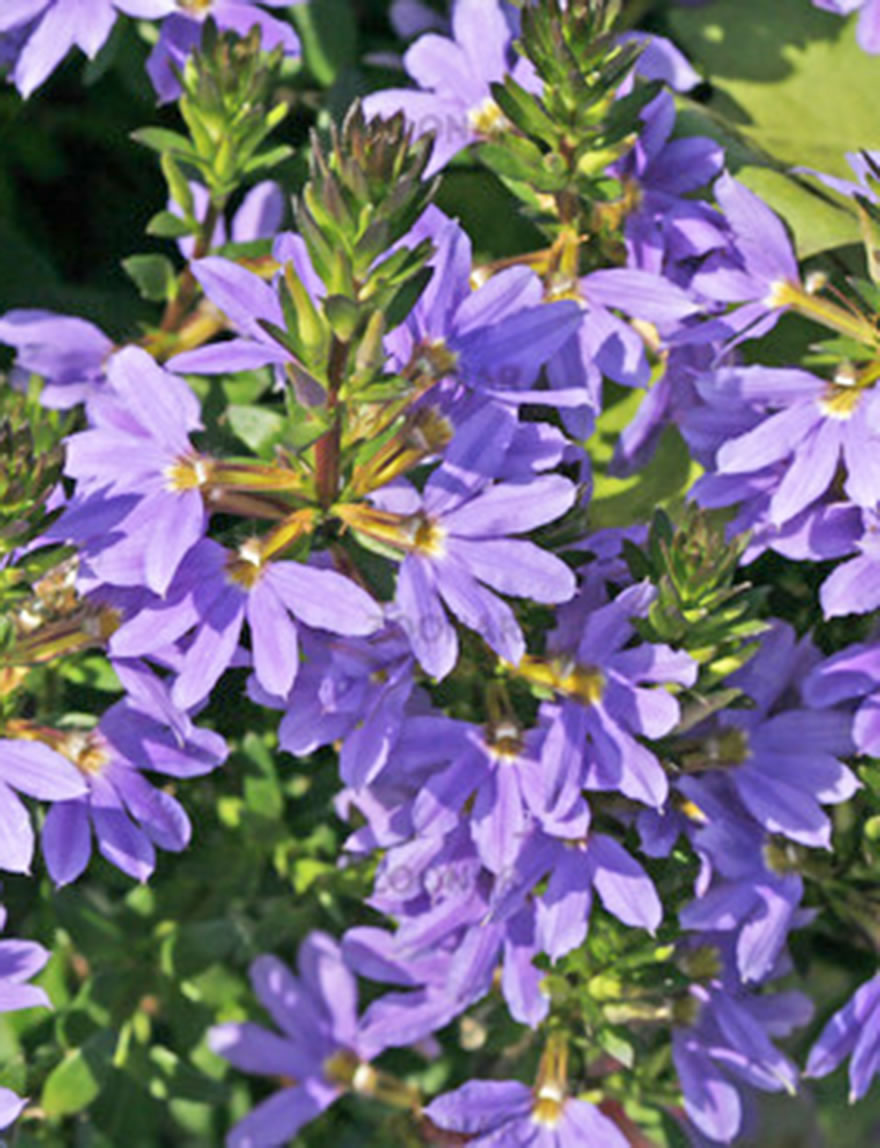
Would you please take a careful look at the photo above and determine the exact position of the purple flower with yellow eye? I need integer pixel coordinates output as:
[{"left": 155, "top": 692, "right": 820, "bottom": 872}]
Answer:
[
  {"left": 210, "top": 933, "right": 389, "bottom": 1148},
  {"left": 535, "top": 582, "right": 698, "bottom": 811},
  {"left": 351, "top": 413, "right": 577, "bottom": 680},
  {"left": 362, "top": 0, "right": 540, "bottom": 176},
  {"left": 424, "top": 1077, "right": 629, "bottom": 1148},
  {"left": 39, "top": 660, "right": 227, "bottom": 884},
  {"left": 108, "top": 539, "right": 381, "bottom": 710},
  {"left": 685, "top": 174, "right": 803, "bottom": 349},
  {"left": 386, "top": 206, "right": 584, "bottom": 401},
  {"left": 692, "top": 365, "right": 880, "bottom": 529},
  {"left": 49, "top": 346, "right": 209, "bottom": 598}
]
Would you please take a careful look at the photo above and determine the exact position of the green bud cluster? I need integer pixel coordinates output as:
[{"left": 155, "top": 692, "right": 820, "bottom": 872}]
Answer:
[
  {"left": 479, "top": 0, "right": 657, "bottom": 239},
  {"left": 133, "top": 20, "right": 292, "bottom": 231},
  {"left": 624, "top": 507, "right": 768, "bottom": 722}
]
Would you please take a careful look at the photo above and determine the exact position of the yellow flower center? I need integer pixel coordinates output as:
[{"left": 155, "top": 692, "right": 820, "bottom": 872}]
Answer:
[
  {"left": 487, "top": 719, "right": 523, "bottom": 761},
  {"left": 532, "top": 1083, "right": 565, "bottom": 1127},
  {"left": 411, "top": 339, "right": 460, "bottom": 383},
  {"left": 164, "top": 455, "right": 212, "bottom": 492},
  {"left": 818, "top": 380, "right": 863, "bottom": 420},
  {"left": 412, "top": 516, "right": 447, "bottom": 557},
  {"left": 468, "top": 97, "right": 509, "bottom": 137},
  {"left": 224, "top": 539, "right": 265, "bottom": 590},
  {"left": 63, "top": 731, "right": 110, "bottom": 777},
  {"left": 513, "top": 655, "right": 606, "bottom": 704}
]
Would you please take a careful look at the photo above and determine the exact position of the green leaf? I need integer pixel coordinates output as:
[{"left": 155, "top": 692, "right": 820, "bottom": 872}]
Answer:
[
  {"left": 243, "top": 144, "right": 294, "bottom": 175},
  {"left": 161, "top": 921, "right": 239, "bottom": 979},
  {"left": 130, "top": 127, "right": 197, "bottom": 161},
  {"left": 597, "top": 1027, "right": 635, "bottom": 1069},
  {"left": 226, "top": 404, "right": 286, "bottom": 456},
  {"left": 160, "top": 153, "right": 195, "bottom": 217},
  {"left": 479, "top": 137, "right": 564, "bottom": 191},
  {"left": 292, "top": 0, "right": 357, "bottom": 87},
  {"left": 670, "top": 0, "right": 880, "bottom": 256},
  {"left": 42, "top": 1029, "right": 118, "bottom": 1117},
  {"left": 121, "top": 254, "right": 178, "bottom": 303},
  {"left": 491, "top": 78, "right": 560, "bottom": 147},
  {"left": 58, "top": 655, "right": 120, "bottom": 693},
  {"left": 147, "top": 1046, "right": 227, "bottom": 1104},
  {"left": 146, "top": 210, "right": 195, "bottom": 240},
  {"left": 382, "top": 266, "right": 434, "bottom": 329}
]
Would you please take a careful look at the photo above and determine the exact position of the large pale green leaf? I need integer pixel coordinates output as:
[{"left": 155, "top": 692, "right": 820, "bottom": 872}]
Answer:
[
  {"left": 670, "top": 0, "right": 880, "bottom": 256},
  {"left": 670, "top": 0, "right": 880, "bottom": 176}
]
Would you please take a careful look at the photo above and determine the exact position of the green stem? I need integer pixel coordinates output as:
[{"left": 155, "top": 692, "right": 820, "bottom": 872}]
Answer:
[
  {"left": 315, "top": 335, "right": 349, "bottom": 510},
  {"left": 159, "top": 199, "right": 222, "bottom": 334}
]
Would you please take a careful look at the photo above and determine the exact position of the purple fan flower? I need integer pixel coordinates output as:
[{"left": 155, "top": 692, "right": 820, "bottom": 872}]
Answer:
[
  {"left": 147, "top": 0, "right": 302, "bottom": 103},
  {"left": 690, "top": 622, "right": 859, "bottom": 849},
  {"left": 167, "top": 243, "right": 323, "bottom": 380},
  {"left": 0, "top": 906, "right": 51, "bottom": 1129},
  {"left": 0, "top": 0, "right": 173, "bottom": 97},
  {"left": 210, "top": 932, "right": 387, "bottom": 1148},
  {"left": 806, "top": 972, "right": 880, "bottom": 1101},
  {"left": 494, "top": 826, "right": 663, "bottom": 963},
  {"left": 673, "top": 982, "right": 801, "bottom": 1143},
  {"left": 0, "top": 309, "right": 112, "bottom": 409},
  {"left": 362, "top": 0, "right": 540, "bottom": 175},
  {"left": 813, "top": 0, "right": 880, "bottom": 53},
  {"left": 352, "top": 810, "right": 551, "bottom": 1029},
  {"left": 390, "top": 0, "right": 447, "bottom": 38},
  {"left": 539, "top": 582, "right": 698, "bottom": 810},
  {"left": 109, "top": 539, "right": 381, "bottom": 710},
  {"left": 408, "top": 723, "right": 554, "bottom": 874},
  {"left": 54, "top": 346, "right": 208, "bottom": 597},
  {"left": 803, "top": 638, "right": 880, "bottom": 756},
  {"left": 671, "top": 774, "right": 805, "bottom": 984},
  {"left": 367, "top": 407, "right": 577, "bottom": 679},
  {"left": 0, "top": 738, "right": 87, "bottom": 874},
  {"left": 40, "top": 660, "right": 227, "bottom": 884},
  {"left": 424, "top": 1078, "right": 630, "bottom": 1148},
  {"left": 545, "top": 263, "right": 701, "bottom": 437},
  {"left": 266, "top": 627, "right": 415, "bottom": 790},
  {"left": 817, "top": 509, "right": 880, "bottom": 617},
  {"left": 620, "top": 31, "right": 702, "bottom": 91},
  {"left": 386, "top": 206, "right": 584, "bottom": 403},
  {"left": 704, "top": 366, "right": 880, "bottom": 528},
  {"left": 610, "top": 90, "right": 726, "bottom": 279},
  {"left": 686, "top": 174, "right": 802, "bottom": 350},
  {"left": 798, "top": 147, "right": 880, "bottom": 201}
]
